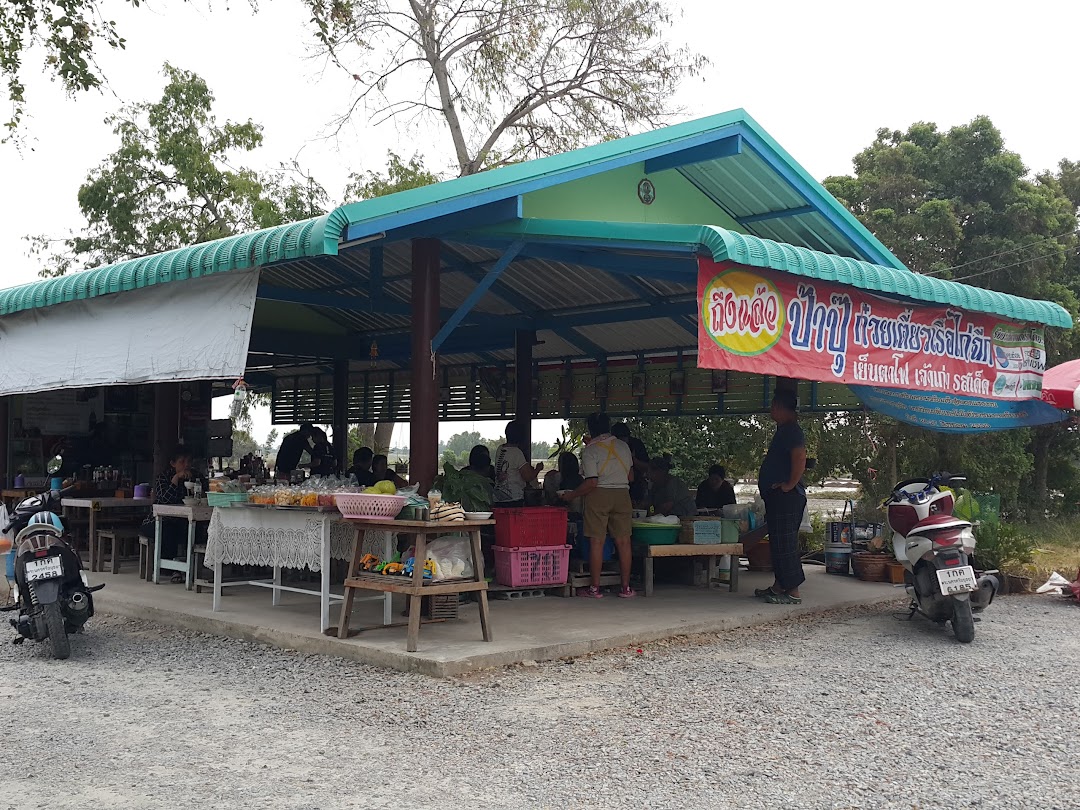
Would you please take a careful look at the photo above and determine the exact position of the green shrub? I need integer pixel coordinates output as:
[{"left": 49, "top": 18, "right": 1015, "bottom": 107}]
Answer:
[{"left": 973, "top": 522, "right": 1035, "bottom": 572}]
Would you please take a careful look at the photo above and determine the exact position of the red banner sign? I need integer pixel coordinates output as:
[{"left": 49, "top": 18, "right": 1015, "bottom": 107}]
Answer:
[{"left": 697, "top": 259, "right": 1046, "bottom": 400}]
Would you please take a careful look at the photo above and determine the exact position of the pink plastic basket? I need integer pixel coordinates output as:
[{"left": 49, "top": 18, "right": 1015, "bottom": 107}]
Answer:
[
  {"left": 334, "top": 492, "right": 406, "bottom": 519},
  {"left": 492, "top": 544, "right": 571, "bottom": 588}
]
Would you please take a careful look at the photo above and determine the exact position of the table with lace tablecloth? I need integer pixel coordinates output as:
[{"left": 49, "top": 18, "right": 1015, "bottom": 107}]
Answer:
[{"left": 205, "top": 507, "right": 396, "bottom": 631}]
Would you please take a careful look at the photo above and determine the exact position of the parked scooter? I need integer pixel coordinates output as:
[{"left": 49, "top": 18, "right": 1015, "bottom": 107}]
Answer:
[
  {"left": 884, "top": 472, "right": 998, "bottom": 643},
  {"left": 1, "top": 475, "right": 102, "bottom": 659}
]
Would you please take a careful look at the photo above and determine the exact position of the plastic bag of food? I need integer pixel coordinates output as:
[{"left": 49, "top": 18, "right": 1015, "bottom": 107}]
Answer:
[{"left": 424, "top": 535, "right": 473, "bottom": 580}]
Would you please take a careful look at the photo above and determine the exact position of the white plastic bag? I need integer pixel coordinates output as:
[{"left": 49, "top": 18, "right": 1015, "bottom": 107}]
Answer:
[
  {"left": 425, "top": 535, "right": 474, "bottom": 581},
  {"left": 799, "top": 503, "right": 812, "bottom": 534}
]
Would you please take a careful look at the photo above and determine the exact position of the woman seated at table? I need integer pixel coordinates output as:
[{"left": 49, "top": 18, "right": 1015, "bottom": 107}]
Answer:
[
  {"left": 697, "top": 464, "right": 737, "bottom": 512},
  {"left": 645, "top": 456, "right": 697, "bottom": 518},
  {"left": 457, "top": 445, "right": 495, "bottom": 513},
  {"left": 371, "top": 454, "right": 408, "bottom": 489},
  {"left": 544, "top": 452, "right": 585, "bottom": 515},
  {"left": 139, "top": 445, "right": 201, "bottom": 583}
]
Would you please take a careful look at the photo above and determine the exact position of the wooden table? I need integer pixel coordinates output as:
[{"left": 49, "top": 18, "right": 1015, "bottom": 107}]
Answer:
[
  {"left": 2, "top": 488, "right": 37, "bottom": 509},
  {"left": 61, "top": 497, "right": 152, "bottom": 573},
  {"left": 633, "top": 542, "right": 744, "bottom": 597},
  {"left": 152, "top": 503, "right": 214, "bottom": 589},
  {"left": 338, "top": 518, "right": 494, "bottom": 652}
]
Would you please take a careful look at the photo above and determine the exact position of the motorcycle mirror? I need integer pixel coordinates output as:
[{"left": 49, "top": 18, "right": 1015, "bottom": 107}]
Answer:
[{"left": 46, "top": 455, "right": 63, "bottom": 475}]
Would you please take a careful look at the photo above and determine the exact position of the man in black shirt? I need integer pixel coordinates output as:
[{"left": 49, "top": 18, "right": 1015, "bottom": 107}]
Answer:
[
  {"left": 275, "top": 424, "right": 317, "bottom": 479},
  {"left": 756, "top": 389, "right": 807, "bottom": 604}
]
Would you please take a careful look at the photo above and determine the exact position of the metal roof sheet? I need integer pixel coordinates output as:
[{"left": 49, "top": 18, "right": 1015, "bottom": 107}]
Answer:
[{"left": 469, "top": 220, "right": 1073, "bottom": 328}]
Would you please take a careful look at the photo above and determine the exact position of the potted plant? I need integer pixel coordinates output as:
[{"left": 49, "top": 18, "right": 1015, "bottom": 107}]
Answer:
[{"left": 852, "top": 534, "right": 893, "bottom": 582}]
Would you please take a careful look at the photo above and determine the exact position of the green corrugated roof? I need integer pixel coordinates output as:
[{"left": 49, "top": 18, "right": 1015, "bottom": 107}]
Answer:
[
  {"left": 470, "top": 219, "right": 1074, "bottom": 328},
  {"left": 0, "top": 218, "right": 331, "bottom": 316},
  {"left": 0, "top": 110, "right": 1069, "bottom": 330}
]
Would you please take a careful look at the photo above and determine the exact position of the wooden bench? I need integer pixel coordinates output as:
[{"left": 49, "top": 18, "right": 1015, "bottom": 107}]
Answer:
[{"left": 634, "top": 543, "right": 744, "bottom": 597}]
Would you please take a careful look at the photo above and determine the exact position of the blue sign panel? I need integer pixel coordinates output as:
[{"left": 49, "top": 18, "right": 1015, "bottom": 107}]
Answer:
[{"left": 851, "top": 385, "right": 1065, "bottom": 433}]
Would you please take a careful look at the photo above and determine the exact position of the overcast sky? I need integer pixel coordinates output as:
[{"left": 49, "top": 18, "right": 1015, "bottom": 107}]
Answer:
[{"left": 4, "top": 0, "right": 1079, "bottom": 446}]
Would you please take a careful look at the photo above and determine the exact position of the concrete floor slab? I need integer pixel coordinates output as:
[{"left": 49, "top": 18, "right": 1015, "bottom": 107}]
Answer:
[{"left": 88, "top": 566, "right": 900, "bottom": 676}]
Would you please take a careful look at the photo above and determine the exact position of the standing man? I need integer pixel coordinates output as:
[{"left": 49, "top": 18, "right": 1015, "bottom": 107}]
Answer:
[
  {"left": 756, "top": 389, "right": 807, "bottom": 605},
  {"left": 562, "top": 412, "right": 635, "bottom": 599},
  {"left": 275, "top": 424, "right": 316, "bottom": 480}
]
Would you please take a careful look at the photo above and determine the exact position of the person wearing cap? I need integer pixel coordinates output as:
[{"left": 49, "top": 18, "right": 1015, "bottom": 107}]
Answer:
[{"left": 755, "top": 389, "right": 807, "bottom": 604}]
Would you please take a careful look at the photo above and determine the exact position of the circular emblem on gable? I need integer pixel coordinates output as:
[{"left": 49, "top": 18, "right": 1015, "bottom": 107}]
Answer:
[{"left": 637, "top": 178, "right": 656, "bottom": 205}]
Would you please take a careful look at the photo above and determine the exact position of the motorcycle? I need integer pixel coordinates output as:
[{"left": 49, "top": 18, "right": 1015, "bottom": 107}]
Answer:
[
  {"left": 884, "top": 472, "right": 998, "bottom": 643},
  {"left": 1, "top": 471, "right": 103, "bottom": 659}
]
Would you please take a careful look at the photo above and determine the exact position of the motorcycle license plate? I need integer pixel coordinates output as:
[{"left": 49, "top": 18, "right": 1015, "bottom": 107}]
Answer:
[
  {"left": 24, "top": 556, "right": 63, "bottom": 582},
  {"left": 936, "top": 565, "right": 977, "bottom": 595}
]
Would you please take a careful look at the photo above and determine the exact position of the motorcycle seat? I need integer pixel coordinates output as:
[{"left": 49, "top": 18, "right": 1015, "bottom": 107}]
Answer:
[{"left": 908, "top": 514, "right": 970, "bottom": 536}]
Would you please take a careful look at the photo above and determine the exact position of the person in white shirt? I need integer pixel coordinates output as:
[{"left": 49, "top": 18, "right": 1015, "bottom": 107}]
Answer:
[
  {"left": 561, "top": 412, "right": 635, "bottom": 598},
  {"left": 493, "top": 420, "right": 542, "bottom": 507}
]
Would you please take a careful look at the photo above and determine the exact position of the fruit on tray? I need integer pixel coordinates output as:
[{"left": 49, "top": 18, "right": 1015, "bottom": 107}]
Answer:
[{"left": 369, "top": 480, "right": 398, "bottom": 495}]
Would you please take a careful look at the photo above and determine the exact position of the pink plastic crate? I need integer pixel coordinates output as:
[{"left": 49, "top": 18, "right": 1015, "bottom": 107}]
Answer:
[{"left": 492, "top": 544, "right": 572, "bottom": 588}]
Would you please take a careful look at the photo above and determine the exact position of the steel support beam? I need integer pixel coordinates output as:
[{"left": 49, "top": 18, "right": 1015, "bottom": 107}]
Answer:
[
  {"left": 432, "top": 241, "right": 523, "bottom": 352},
  {"left": 643, "top": 134, "right": 743, "bottom": 174},
  {"left": 737, "top": 205, "right": 815, "bottom": 225}
]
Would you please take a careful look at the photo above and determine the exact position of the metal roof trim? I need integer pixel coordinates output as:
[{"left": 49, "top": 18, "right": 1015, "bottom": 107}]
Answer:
[
  {"left": 0, "top": 217, "right": 332, "bottom": 317},
  {"left": 465, "top": 219, "right": 1073, "bottom": 329}
]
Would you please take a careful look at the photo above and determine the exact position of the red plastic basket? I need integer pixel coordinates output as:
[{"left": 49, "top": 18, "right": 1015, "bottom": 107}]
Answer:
[
  {"left": 493, "top": 545, "right": 571, "bottom": 588},
  {"left": 494, "top": 507, "right": 568, "bottom": 548}
]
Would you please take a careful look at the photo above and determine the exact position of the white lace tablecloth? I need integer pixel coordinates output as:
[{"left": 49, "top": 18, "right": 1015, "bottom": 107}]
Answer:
[{"left": 205, "top": 508, "right": 358, "bottom": 571}]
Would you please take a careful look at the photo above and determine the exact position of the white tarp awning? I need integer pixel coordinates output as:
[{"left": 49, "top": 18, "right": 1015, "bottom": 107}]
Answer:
[{"left": 0, "top": 269, "right": 259, "bottom": 396}]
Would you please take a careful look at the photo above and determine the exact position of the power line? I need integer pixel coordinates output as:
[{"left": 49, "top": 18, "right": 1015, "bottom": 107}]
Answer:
[
  {"left": 950, "top": 244, "right": 1080, "bottom": 284},
  {"left": 924, "top": 227, "right": 1080, "bottom": 277}
]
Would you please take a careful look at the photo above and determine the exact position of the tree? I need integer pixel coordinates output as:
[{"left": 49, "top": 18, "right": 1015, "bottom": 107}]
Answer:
[
  {"left": 27, "top": 63, "right": 328, "bottom": 275},
  {"left": 343, "top": 151, "right": 440, "bottom": 201},
  {"left": 308, "top": 0, "right": 705, "bottom": 176},
  {"left": 825, "top": 116, "right": 1080, "bottom": 516},
  {"left": 262, "top": 429, "right": 279, "bottom": 458},
  {"left": 622, "top": 415, "right": 771, "bottom": 491},
  {"left": 1, "top": 0, "right": 134, "bottom": 140}
]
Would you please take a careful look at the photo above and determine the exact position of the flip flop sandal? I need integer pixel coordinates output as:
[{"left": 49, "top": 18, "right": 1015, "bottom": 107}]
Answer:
[
  {"left": 170, "top": 573, "right": 185, "bottom": 584},
  {"left": 763, "top": 592, "right": 802, "bottom": 605},
  {"left": 754, "top": 587, "right": 776, "bottom": 598}
]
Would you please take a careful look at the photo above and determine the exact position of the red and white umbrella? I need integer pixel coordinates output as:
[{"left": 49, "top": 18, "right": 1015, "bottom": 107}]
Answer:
[{"left": 1042, "top": 358, "right": 1080, "bottom": 410}]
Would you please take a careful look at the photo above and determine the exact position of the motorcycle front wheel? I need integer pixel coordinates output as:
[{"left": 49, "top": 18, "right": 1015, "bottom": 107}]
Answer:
[
  {"left": 951, "top": 598, "right": 975, "bottom": 644},
  {"left": 44, "top": 602, "right": 71, "bottom": 659}
]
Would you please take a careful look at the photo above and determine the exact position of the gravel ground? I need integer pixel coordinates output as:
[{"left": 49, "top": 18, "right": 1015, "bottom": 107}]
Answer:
[{"left": 2, "top": 596, "right": 1078, "bottom": 810}]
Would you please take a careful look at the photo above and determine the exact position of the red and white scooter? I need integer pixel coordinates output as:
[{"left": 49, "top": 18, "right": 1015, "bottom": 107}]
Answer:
[{"left": 884, "top": 472, "right": 998, "bottom": 643}]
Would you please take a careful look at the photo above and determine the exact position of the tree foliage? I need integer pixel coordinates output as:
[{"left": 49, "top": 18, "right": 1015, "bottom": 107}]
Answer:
[
  {"left": 0, "top": 0, "right": 136, "bottom": 140},
  {"left": 825, "top": 116, "right": 1080, "bottom": 517},
  {"left": 307, "top": 0, "right": 705, "bottom": 175},
  {"left": 343, "top": 150, "right": 440, "bottom": 200},
  {"left": 27, "top": 63, "right": 328, "bottom": 276}
]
